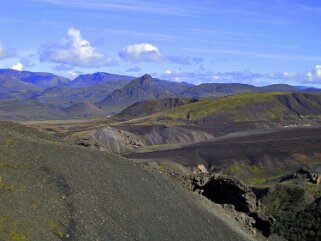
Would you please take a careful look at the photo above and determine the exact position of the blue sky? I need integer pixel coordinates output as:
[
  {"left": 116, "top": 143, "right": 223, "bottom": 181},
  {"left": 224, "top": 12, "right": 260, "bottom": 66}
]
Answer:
[{"left": 1, "top": 0, "right": 321, "bottom": 86}]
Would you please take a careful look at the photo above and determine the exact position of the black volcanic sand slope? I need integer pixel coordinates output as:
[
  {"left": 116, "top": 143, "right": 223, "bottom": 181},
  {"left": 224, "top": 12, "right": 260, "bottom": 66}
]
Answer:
[
  {"left": 0, "top": 122, "right": 255, "bottom": 241},
  {"left": 127, "top": 127, "right": 321, "bottom": 182}
]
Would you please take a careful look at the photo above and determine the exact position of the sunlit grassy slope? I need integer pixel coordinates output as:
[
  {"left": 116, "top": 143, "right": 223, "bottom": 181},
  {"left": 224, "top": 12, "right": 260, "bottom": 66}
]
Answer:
[{"left": 154, "top": 92, "right": 321, "bottom": 122}]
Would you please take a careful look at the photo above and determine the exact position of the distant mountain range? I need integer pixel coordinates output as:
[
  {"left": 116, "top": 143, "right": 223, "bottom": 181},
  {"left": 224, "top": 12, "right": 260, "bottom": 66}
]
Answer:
[
  {"left": 38, "top": 72, "right": 135, "bottom": 107},
  {"left": 0, "top": 68, "right": 321, "bottom": 120},
  {"left": 67, "top": 72, "right": 134, "bottom": 88},
  {"left": 97, "top": 74, "right": 321, "bottom": 112},
  {"left": 0, "top": 69, "right": 70, "bottom": 99},
  {"left": 0, "top": 69, "right": 136, "bottom": 104}
]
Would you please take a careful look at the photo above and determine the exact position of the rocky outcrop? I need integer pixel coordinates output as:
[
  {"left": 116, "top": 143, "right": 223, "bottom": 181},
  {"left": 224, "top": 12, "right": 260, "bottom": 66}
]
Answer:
[
  {"left": 192, "top": 174, "right": 275, "bottom": 237},
  {"left": 91, "top": 127, "right": 144, "bottom": 154},
  {"left": 281, "top": 168, "right": 321, "bottom": 184},
  {"left": 294, "top": 168, "right": 321, "bottom": 184},
  {"left": 75, "top": 136, "right": 100, "bottom": 149}
]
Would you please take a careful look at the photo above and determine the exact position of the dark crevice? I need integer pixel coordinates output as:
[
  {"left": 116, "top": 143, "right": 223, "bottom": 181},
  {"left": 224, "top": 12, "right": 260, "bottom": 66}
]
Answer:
[
  {"left": 201, "top": 179, "right": 250, "bottom": 213},
  {"left": 249, "top": 213, "right": 273, "bottom": 237},
  {"left": 193, "top": 175, "right": 275, "bottom": 237}
]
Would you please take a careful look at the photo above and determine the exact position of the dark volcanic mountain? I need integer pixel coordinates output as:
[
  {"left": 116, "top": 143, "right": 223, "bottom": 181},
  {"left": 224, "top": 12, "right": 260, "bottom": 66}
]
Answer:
[
  {"left": 0, "top": 70, "right": 134, "bottom": 104},
  {"left": 1, "top": 69, "right": 321, "bottom": 119},
  {"left": 95, "top": 74, "right": 321, "bottom": 113},
  {"left": 0, "top": 76, "right": 39, "bottom": 100},
  {"left": 259, "top": 84, "right": 299, "bottom": 92},
  {"left": 182, "top": 83, "right": 314, "bottom": 98},
  {"left": 38, "top": 73, "right": 135, "bottom": 107},
  {"left": 96, "top": 74, "right": 192, "bottom": 108},
  {"left": 0, "top": 69, "right": 70, "bottom": 89},
  {"left": 182, "top": 83, "right": 258, "bottom": 98},
  {"left": 0, "top": 69, "right": 70, "bottom": 100},
  {"left": 67, "top": 72, "right": 134, "bottom": 88}
]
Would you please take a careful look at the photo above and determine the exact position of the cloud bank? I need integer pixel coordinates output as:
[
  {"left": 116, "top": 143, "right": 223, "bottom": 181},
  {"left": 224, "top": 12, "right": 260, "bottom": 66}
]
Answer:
[{"left": 162, "top": 65, "right": 321, "bottom": 85}]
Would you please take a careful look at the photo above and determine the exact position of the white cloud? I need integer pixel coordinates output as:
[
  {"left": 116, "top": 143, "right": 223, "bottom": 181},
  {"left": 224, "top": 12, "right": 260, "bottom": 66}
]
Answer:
[
  {"left": 283, "top": 71, "right": 297, "bottom": 78},
  {"left": 119, "top": 43, "right": 162, "bottom": 62},
  {"left": 68, "top": 70, "right": 79, "bottom": 77},
  {"left": 301, "top": 65, "right": 321, "bottom": 83},
  {"left": 11, "top": 62, "right": 23, "bottom": 71},
  {"left": 162, "top": 69, "right": 195, "bottom": 83},
  {"left": 118, "top": 43, "right": 194, "bottom": 64},
  {"left": 40, "top": 27, "right": 109, "bottom": 68},
  {"left": 316, "top": 65, "right": 321, "bottom": 78},
  {"left": 307, "top": 71, "right": 313, "bottom": 81}
]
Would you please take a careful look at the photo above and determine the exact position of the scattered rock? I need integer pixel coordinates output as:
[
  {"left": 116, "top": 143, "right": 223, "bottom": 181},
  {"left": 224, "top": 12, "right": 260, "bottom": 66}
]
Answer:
[
  {"left": 280, "top": 167, "right": 321, "bottom": 184},
  {"left": 90, "top": 127, "right": 145, "bottom": 154},
  {"left": 75, "top": 137, "right": 100, "bottom": 150},
  {"left": 194, "top": 164, "right": 209, "bottom": 175}
]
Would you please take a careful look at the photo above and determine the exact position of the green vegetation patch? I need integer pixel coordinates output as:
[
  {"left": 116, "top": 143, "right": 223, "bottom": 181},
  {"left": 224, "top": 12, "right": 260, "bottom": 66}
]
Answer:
[
  {"left": 250, "top": 165, "right": 261, "bottom": 175},
  {"left": 247, "top": 178, "right": 267, "bottom": 186},
  {"left": 0, "top": 177, "right": 15, "bottom": 192},
  {"left": 0, "top": 216, "right": 29, "bottom": 241},
  {"left": 225, "top": 163, "right": 241, "bottom": 175},
  {"left": 48, "top": 220, "right": 66, "bottom": 239},
  {"left": 8, "top": 232, "right": 29, "bottom": 241},
  {"left": 158, "top": 163, "right": 167, "bottom": 172},
  {"left": 0, "top": 176, "right": 28, "bottom": 193},
  {"left": 161, "top": 92, "right": 290, "bottom": 122},
  {"left": 304, "top": 182, "right": 321, "bottom": 199},
  {"left": 0, "top": 160, "right": 19, "bottom": 169}
]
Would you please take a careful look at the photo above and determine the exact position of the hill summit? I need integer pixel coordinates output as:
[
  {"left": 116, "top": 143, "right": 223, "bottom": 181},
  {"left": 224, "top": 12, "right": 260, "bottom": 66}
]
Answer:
[{"left": 96, "top": 74, "right": 191, "bottom": 108}]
